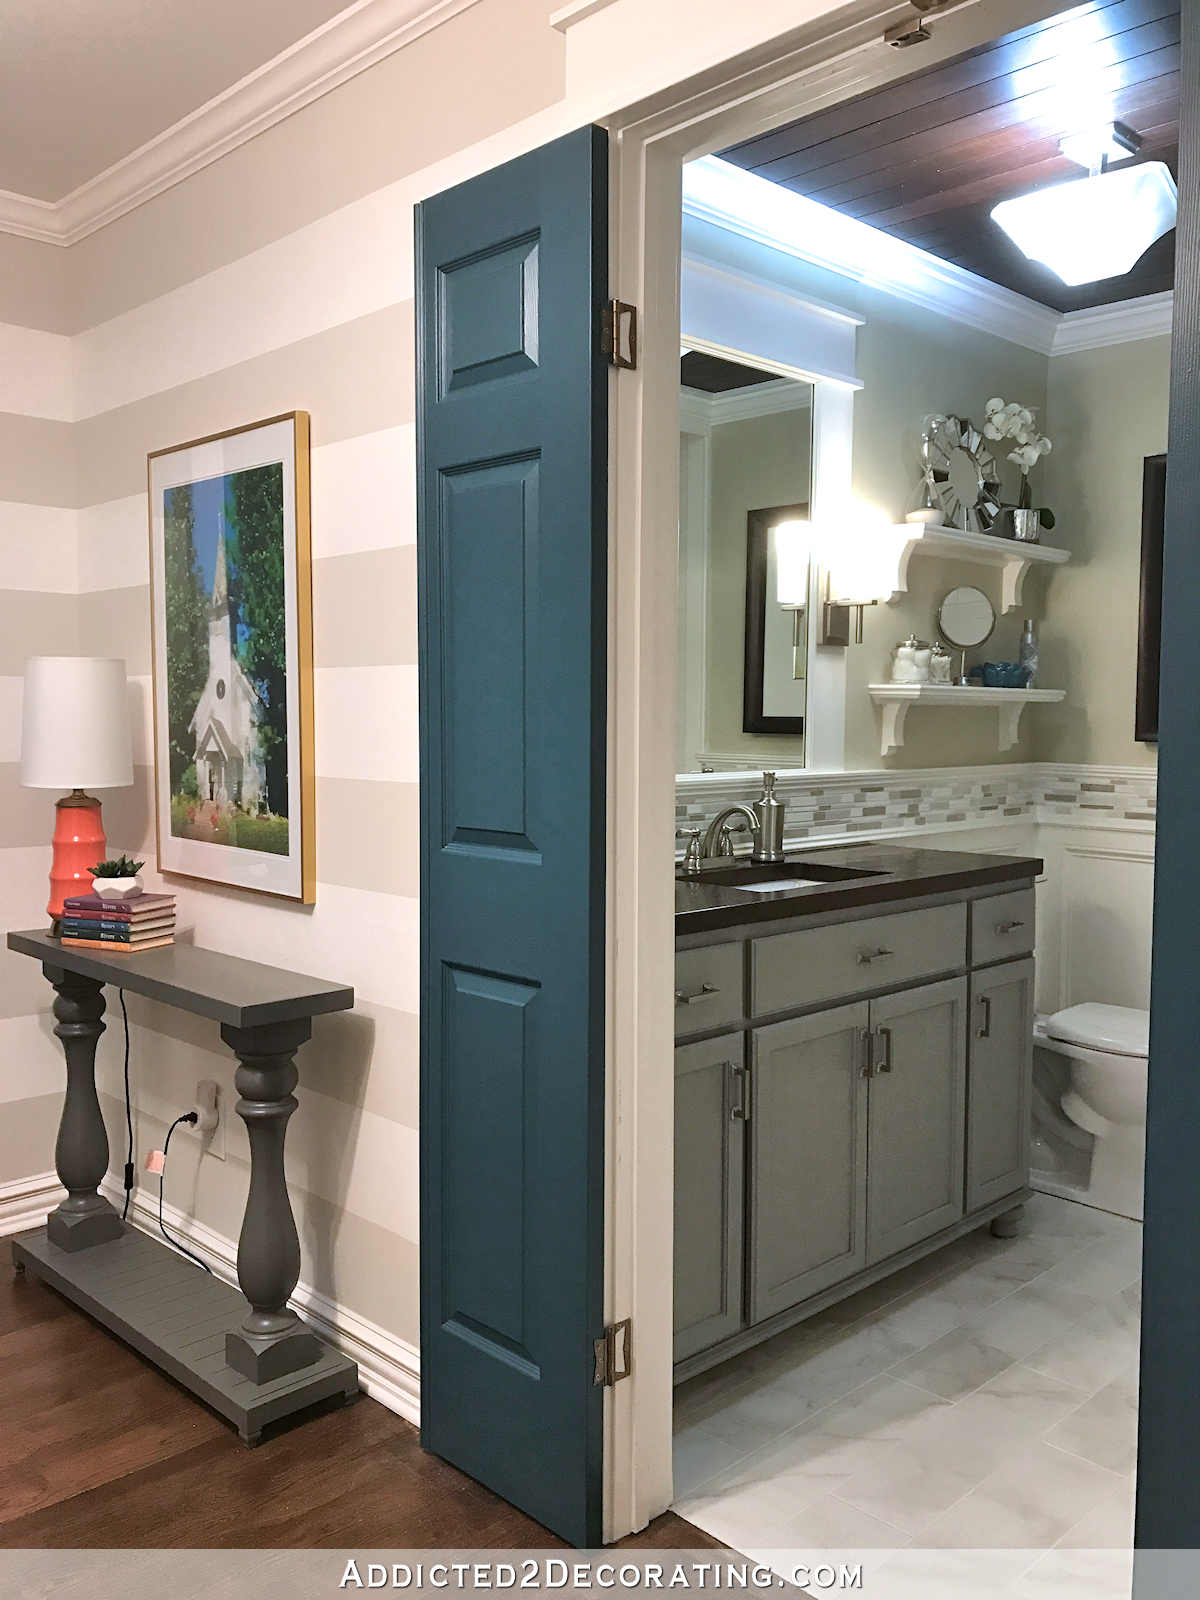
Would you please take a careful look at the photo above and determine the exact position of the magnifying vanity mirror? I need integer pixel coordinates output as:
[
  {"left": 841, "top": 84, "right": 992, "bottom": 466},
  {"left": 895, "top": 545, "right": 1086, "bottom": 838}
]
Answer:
[{"left": 938, "top": 584, "right": 996, "bottom": 684}]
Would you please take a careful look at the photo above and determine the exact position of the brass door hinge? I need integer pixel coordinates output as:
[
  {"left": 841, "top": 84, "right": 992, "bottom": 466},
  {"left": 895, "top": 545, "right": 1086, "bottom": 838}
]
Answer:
[
  {"left": 601, "top": 300, "right": 638, "bottom": 369},
  {"left": 594, "top": 1317, "right": 632, "bottom": 1385}
]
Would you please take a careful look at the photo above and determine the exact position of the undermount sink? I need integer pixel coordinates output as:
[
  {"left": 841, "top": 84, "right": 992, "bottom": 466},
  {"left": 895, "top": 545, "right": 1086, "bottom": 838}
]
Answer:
[{"left": 682, "top": 860, "right": 887, "bottom": 890}]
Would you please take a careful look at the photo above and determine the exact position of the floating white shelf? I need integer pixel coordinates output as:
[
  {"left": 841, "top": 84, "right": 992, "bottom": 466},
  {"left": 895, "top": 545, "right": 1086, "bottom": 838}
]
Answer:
[
  {"left": 868, "top": 684, "right": 1066, "bottom": 757},
  {"left": 888, "top": 524, "right": 1070, "bottom": 614}
]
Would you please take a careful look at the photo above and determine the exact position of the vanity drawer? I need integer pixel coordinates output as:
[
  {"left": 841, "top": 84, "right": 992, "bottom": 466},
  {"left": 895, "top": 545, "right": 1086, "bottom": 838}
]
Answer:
[
  {"left": 971, "top": 887, "right": 1035, "bottom": 966},
  {"left": 751, "top": 902, "right": 966, "bottom": 1017},
  {"left": 675, "top": 943, "right": 744, "bottom": 1038}
]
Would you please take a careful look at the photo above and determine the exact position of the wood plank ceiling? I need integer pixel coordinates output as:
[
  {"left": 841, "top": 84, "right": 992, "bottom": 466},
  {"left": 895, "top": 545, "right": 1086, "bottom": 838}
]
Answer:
[{"left": 719, "top": 0, "right": 1179, "bottom": 313}]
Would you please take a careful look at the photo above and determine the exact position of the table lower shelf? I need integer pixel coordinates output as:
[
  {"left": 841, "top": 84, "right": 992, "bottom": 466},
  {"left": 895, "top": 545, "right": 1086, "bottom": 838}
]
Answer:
[{"left": 12, "top": 1224, "right": 358, "bottom": 1444}]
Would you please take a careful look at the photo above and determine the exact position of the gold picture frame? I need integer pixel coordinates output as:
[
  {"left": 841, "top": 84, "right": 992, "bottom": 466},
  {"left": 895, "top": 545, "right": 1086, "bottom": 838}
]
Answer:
[{"left": 147, "top": 411, "right": 314, "bottom": 903}]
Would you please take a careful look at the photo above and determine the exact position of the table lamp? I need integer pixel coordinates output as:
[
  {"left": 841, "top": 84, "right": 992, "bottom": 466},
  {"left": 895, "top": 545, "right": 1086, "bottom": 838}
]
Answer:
[{"left": 20, "top": 656, "right": 134, "bottom": 925}]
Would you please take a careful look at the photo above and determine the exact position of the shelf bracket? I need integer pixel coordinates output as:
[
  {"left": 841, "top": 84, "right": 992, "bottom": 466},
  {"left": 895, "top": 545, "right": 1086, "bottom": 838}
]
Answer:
[
  {"left": 879, "top": 699, "right": 909, "bottom": 757},
  {"left": 1000, "top": 555, "right": 1033, "bottom": 615},
  {"left": 997, "top": 701, "right": 1025, "bottom": 751}
]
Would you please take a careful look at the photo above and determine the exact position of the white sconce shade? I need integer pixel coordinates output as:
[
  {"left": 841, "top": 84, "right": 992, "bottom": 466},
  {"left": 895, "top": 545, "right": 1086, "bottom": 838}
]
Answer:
[
  {"left": 990, "top": 161, "right": 1177, "bottom": 288},
  {"left": 824, "top": 503, "right": 903, "bottom": 606},
  {"left": 20, "top": 656, "right": 134, "bottom": 790},
  {"left": 774, "top": 520, "right": 811, "bottom": 607}
]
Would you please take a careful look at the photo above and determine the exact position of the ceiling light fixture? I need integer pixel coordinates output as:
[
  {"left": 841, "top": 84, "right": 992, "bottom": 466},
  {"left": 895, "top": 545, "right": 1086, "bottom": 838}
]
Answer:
[
  {"left": 990, "top": 123, "right": 1176, "bottom": 289},
  {"left": 991, "top": 162, "right": 1177, "bottom": 288}
]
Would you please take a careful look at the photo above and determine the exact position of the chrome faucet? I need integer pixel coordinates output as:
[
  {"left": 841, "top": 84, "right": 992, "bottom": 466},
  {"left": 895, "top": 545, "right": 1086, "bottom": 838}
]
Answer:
[{"left": 701, "top": 804, "right": 760, "bottom": 863}]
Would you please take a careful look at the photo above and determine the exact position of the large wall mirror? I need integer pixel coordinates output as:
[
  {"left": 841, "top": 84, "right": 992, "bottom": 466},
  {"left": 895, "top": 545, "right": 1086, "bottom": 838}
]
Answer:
[{"left": 677, "top": 350, "right": 814, "bottom": 772}]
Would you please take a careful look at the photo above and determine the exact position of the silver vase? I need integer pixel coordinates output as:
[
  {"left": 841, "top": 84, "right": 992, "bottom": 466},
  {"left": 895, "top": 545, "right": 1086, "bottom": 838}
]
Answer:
[{"left": 1011, "top": 508, "right": 1042, "bottom": 544}]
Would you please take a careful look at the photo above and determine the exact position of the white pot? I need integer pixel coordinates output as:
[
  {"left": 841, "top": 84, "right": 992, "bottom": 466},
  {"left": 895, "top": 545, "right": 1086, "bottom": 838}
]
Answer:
[{"left": 92, "top": 875, "right": 143, "bottom": 899}]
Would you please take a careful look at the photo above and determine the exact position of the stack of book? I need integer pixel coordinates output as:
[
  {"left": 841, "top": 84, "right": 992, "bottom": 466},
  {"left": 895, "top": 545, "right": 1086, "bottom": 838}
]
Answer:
[{"left": 59, "top": 892, "right": 177, "bottom": 953}]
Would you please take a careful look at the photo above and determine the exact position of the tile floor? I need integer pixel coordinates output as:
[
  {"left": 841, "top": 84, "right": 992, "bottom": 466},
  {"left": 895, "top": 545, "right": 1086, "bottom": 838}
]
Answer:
[{"left": 673, "top": 1193, "right": 1140, "bottom": 1597}]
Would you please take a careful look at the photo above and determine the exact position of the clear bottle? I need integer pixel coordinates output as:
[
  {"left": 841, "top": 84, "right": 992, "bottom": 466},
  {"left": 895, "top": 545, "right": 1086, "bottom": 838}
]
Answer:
[{"left": 1019, "top": 618, "right": 1039, "bottom": 688}]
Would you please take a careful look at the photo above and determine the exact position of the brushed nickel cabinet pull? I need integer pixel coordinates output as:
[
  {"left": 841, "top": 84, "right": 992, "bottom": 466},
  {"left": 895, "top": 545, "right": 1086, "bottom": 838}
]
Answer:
[
  {"left": 875, "top": 1025, "right": 893, "bottom": 1073},
  {"left": 729, "top": 1063, "right": 751, "bottom": 1122},
  {"left": 977, "top": 994, "right": 992, "bottom": 1039},
  {"left": 996, "top": 919, "right": 1026, "bottom": 935},
  {"left": 676, "top": 982, "right": 719, "bottom": 1005},
  {"left": 857, "top": 947, "right": 895, "bottom": 966}
]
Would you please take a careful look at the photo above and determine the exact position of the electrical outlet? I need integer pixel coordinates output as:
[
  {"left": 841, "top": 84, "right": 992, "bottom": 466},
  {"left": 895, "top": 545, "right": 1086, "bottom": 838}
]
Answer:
[{"left": 187, "top": 1079, "right": 225, "bottom": 1161}]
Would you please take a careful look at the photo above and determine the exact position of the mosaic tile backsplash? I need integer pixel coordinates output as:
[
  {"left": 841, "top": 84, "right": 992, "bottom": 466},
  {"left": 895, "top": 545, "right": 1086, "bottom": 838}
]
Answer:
[{"left": 675, "top": 764, "right": 1156, "bottom": 853}]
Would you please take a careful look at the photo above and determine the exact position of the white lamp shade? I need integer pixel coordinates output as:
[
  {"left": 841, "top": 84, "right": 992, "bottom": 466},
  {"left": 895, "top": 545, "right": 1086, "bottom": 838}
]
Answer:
[
  {"left": 990, "top": 162, "right": 1177, "bottom": 288},
  {"left": 824, "top": 504, "right": 904, "bottom": 605},
  {"left": 20, "top": 656, "right": 134, "bottom": 790}
]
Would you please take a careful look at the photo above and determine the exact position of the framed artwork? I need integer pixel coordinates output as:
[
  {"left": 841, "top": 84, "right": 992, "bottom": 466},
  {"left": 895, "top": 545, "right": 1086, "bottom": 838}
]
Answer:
[
  {"left": 147, "top": 412, "right": 315, "bottom": 901},
  {"left": 1136, "top": 452, "right": 1166, "bottom": 744},
  {"left": 743, "top": 502, "right": 809, "bottom": 735}
]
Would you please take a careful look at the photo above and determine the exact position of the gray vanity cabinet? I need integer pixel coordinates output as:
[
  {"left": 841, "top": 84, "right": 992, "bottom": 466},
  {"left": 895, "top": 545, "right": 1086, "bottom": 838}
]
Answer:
[
  {"left": 865, "top": 977, "right": 967, "bottom": 1265},
  {"left": 674, "top": 1033, "right": 746, "bottom": 1361},
  {"left": 748, "top": 1003, "right": 869, "bottom": 1323},
  {"left": 967, "top": 958, "right": 1035, "bottom": 1211}
]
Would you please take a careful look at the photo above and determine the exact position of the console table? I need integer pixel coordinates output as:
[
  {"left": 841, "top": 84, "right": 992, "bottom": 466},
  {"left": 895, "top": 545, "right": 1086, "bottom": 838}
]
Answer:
[{"left": 6, "top": 928, "right": 358, "bottom": 1444}]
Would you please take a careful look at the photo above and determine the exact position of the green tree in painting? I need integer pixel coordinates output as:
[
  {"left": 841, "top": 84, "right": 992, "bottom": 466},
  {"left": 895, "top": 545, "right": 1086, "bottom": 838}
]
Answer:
[
  {"left": 162, "top": 485, "right": 208, "bottom": 790},
  {"left": 226, "top": 464, "right": 288, "bottom": 815}
]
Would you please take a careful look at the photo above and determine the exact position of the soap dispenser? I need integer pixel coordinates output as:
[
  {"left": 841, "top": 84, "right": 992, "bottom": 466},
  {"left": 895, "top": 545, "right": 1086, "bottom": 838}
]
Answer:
[{"left": 752, "top": 771, "right": 786, "bottom": 864}]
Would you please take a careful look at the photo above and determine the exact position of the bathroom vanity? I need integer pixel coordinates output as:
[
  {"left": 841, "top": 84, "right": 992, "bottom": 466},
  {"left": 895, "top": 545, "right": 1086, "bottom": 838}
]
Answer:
[{"left": 674, "top": 842, "right": 1040, "bottom": 1377}]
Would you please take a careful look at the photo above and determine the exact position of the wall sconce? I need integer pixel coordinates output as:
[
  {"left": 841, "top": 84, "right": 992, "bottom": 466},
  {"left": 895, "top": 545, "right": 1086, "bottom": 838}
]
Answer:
[
  {"left": 774, "top": 519, "right": 810, "bottom": 680},
  {"left": 815, "top": 503, "right": 903, "bottom": 647}
]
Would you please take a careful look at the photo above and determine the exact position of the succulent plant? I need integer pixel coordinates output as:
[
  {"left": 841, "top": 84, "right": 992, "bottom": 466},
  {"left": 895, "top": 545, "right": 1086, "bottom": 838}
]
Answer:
[{"left": 91, "top": 855, "right": 145, "bottom": 878}]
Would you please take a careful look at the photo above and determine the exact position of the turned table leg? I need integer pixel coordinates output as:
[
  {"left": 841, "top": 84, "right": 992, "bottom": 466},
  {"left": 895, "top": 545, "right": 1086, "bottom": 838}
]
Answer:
[
  {"left": 42, "top": 964, "right": 123, "bottom": 1252},
  {"left": 221, "top": 1017, "right": 321, "bottom": 1383}
]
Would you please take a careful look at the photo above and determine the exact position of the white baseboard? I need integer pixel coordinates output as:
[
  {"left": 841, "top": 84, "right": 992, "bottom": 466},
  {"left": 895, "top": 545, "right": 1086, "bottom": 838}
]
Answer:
[
  {"left": 92, "top": 1175, "right": 421, "bottom": 1426},
  {"left": 0, "top": 1170, "right": 64, "bottom": 1238}
]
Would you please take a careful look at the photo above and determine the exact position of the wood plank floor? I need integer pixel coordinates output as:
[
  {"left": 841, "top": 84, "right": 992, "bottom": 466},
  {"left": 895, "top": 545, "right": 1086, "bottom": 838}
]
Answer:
[{"left": 0, "top": 1241, "right": 715, "bottom": 1550}]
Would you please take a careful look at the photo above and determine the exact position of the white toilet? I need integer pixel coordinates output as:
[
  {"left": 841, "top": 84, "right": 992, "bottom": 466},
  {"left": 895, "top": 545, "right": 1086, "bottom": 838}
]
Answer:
[{"left": 1032, "top": 1003, "right": 1149, "bottom": 1221}]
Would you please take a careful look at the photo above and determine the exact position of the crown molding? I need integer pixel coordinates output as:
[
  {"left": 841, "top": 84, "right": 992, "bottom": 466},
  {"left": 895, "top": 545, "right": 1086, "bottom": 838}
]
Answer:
[
  {"left": 684, "top": 156, "right": 1062, "bottom": 357},
  {"left": 549, "top": 0, "right": 619, "bottom": 27},
  {"left": 680, "top": 375, "right": 813, "bottom": 433},
  {"left": 0, "top": 0, "right": 483, "bottom": 247},
  {"left": 1050, "top": 291, "right": 1174, "bottom": 356}
]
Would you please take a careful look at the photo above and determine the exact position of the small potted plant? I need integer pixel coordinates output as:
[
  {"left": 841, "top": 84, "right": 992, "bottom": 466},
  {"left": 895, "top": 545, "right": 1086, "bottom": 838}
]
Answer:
[
  {"left": 983, "top": 398, "right": 1055, "bottom": 542},
  {"left": 91, "top": 854, "right": 145, "bottom": 900}
]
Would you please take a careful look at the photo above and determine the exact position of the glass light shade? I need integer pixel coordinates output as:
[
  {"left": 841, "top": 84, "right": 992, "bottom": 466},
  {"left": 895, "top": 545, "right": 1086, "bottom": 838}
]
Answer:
[
  {"left": 20, "top": 656, "right": 134, "bottom": 790},
  {"left": 990, "top": 161, "right": 1177, "bottom": 288},
  {"left": 824, "top": 505, "right": 902, "bottom": 606},
  {"left": 774, "top": 520, "right": 810, "bottom": 607}
]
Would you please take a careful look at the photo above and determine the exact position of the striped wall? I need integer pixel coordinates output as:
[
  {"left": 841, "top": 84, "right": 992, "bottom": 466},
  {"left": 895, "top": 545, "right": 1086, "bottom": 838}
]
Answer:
[{"left": 0, "top": 0, "right": 572, "bottom": 1356}]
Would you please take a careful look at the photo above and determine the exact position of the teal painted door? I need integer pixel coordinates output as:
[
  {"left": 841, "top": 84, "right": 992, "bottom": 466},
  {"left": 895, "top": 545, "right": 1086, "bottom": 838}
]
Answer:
[{"left": 416, "top": 127, "right": 608, "bottom": 1547}]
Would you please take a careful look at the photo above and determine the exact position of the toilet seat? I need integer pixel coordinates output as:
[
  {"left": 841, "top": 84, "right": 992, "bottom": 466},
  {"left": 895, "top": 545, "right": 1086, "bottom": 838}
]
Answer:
[{"left": 1041, "top": 1002, "right": 1149, "bottom": 1060}]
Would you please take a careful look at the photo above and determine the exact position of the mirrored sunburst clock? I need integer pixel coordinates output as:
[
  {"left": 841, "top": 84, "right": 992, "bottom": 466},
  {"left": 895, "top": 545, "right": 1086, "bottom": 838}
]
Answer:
[{"left": 922, "top": 414, "right": 1004, "bottom": 534}]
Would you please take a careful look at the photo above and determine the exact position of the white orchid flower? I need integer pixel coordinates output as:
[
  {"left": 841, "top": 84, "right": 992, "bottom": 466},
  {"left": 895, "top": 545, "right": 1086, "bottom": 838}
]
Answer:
[
  {"left": 985, "top": 397, "right": 1005, "bottom": 416},
  {"left": 984, "top": 421, "right": 1003, "bottom": 440}
]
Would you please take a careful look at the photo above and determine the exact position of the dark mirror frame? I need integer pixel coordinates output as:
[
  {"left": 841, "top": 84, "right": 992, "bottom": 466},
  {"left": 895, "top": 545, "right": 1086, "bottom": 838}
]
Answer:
[
  {"left": 743, "top": 501, "right": 809, "bottom": 735},
  {"left": 1136, "top": 453, "right": 1166, "bottom": 744}
]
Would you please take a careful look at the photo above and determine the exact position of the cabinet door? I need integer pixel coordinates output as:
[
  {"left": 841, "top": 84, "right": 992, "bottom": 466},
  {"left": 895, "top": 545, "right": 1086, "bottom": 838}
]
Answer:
[
  {"left": 674, "top": 1034, "right": 746, "bottom": 1361},
  {"left": 749, "top": 1002, "right": 870, "bottom": 1323},
  {"left": 967, "top": 959, "right": 1034, "bottom": 1212},
  {"left": 867, "top": 977, "right": 967, "bottom": 1265}
]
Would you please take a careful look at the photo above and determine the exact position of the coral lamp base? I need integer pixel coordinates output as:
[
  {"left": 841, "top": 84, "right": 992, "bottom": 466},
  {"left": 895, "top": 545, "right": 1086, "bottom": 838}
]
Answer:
[{"left": 48, "top": 790, "right": 106, "bottom": 923}]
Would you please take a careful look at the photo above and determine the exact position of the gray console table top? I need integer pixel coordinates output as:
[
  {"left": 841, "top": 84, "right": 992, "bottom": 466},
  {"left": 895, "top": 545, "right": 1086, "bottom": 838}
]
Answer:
[{"left": 7, "top": 928, "right": 354, "bottom": 1028}]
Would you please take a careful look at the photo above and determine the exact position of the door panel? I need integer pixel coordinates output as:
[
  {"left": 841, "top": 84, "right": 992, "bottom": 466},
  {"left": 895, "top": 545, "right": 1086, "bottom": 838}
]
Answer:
[
  {"left": 416, "top": 126, "right": 608, "bottom": 1548},
  {"left": 867, "top": 978, "right": 967, "bottom": 1264},
  {"left": 749, "top": 1002, "right": 869, "bottom": 1322},
  {"left": 674, "top": 1034, "right": 746, "bottom": 1361},
  {"left": 967, "top": 960, "right": 1034, "bottom": 1211}
]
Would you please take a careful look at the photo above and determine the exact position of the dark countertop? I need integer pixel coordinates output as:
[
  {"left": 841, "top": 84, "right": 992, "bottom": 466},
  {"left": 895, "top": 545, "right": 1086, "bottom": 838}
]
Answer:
[
  {"left": 676, "top": 842, "right": 1042, "bottom": 937},
  {"left": 7, "top": 928, "right": 354, "bottom": 1029}
]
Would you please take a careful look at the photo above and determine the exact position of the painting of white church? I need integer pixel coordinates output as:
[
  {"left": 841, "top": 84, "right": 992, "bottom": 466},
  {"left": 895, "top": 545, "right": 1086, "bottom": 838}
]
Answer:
[
  {"left": 190, "top": 515, "right": 269, "bottom": 811},
  {"left": 150, "top": 413, "right": 313, "bottom": 901}
]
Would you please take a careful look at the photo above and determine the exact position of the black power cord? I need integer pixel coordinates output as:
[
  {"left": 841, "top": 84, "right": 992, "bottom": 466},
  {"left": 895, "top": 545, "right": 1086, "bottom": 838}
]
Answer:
[
  {"left": 159, "top": 1114, "right": 212, "bottom": 1275},
  {"left": 120, "top": 988, "right": 134, "bottom": 1220}
]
